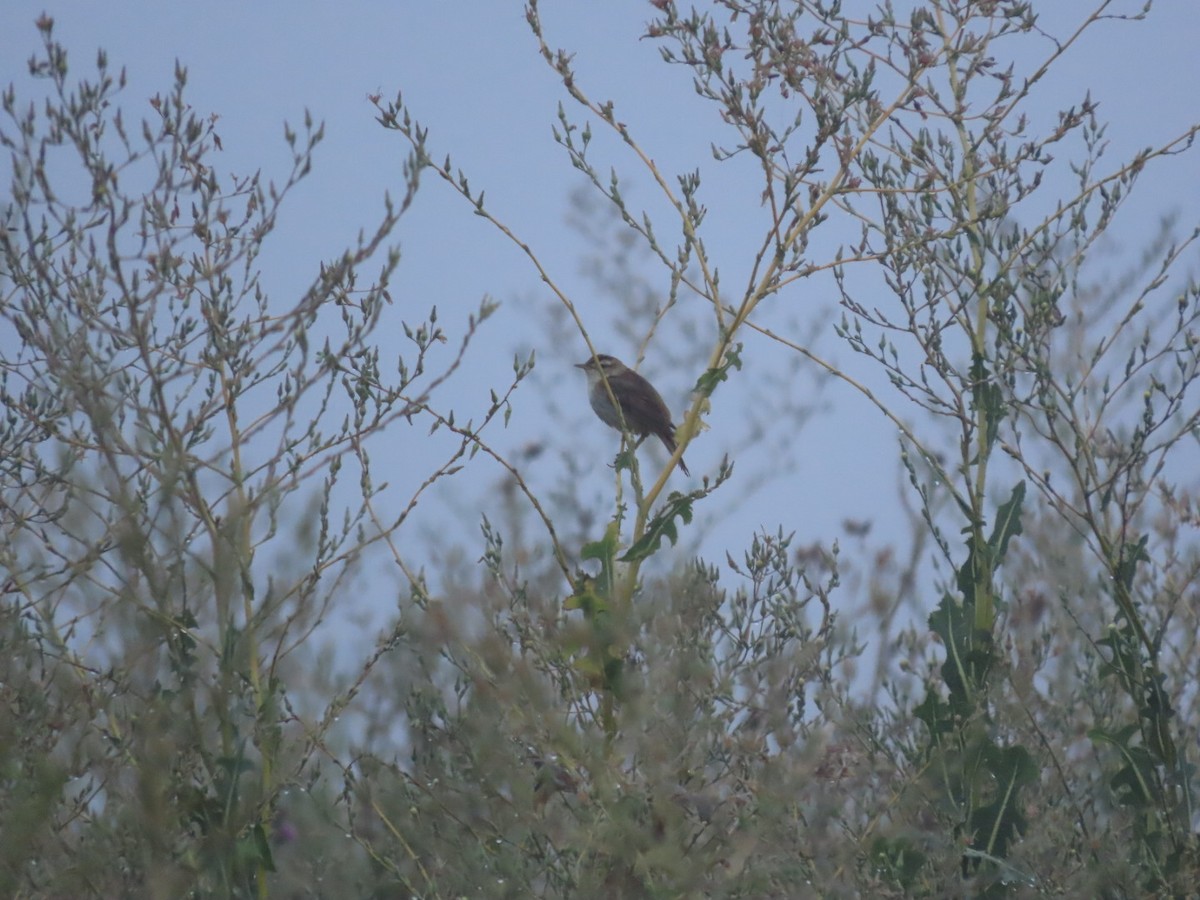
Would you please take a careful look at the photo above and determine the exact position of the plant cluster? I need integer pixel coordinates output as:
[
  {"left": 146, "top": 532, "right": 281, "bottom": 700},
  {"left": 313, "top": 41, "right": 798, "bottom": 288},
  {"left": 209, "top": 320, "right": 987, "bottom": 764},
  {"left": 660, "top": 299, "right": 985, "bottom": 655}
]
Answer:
[{"left": 2, "top": 3, "right": 1198, "bottom": 897}]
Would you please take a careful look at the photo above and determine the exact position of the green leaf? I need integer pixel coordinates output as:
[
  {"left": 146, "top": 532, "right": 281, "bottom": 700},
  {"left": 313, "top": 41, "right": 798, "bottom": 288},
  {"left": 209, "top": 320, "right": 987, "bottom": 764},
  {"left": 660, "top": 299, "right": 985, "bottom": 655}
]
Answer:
[
  {"left": 969, "top": 352, "right": 1005, "bottom": 453},
  {"left": 926, "top": 591, "right": 988, "bottom": 715},
  {"left": 247, "top": 822, "right": 276, "bottom": 872},
  {"left": 1089, "top": 724, "right": 1160, "bottom": 808},
  {"left": 564, "top": 577, "right": 608, "bottom": 618},
  {"left": 1097, "top": 622, "right": 1141, "bottom": 693},
  {"left": 581, "top": 519, "right": 621, "bottom": 598},
  {"left": 1144, "top": 672, "right": 1177, "bottom": 769},
  {"left": 987, "top": 480, "right": 1025, "bottom": 564},
  {"left": 1112, "top": 750, "right": 1161, "bottom": 808},
  {"left": 869, "top": 836, "right": 927, "bottom": 889},
  {"left": 969, "top": 742, "right": 1039, "bottom": 859},
  {"left": 693, "top": 343, "right": 743, "bottom": 397},
  {"left": 621, "top": 493, "right": 693, "bottom": 562},
  {"left": 571, "top": 652, "right": 605, "bottom": 682},
  {"left": 1115, "top": 534, "right": 1149, "bottom": 591},
  {"left": 913, "top": 690, "right": 954, "bottom": 739}
]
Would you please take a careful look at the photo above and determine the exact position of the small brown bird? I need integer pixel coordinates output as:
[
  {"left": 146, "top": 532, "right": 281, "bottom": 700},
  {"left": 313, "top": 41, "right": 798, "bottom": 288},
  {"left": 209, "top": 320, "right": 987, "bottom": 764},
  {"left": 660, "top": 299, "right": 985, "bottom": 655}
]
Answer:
[{"left": 575, "top": 354, "right": 689, "bottom": 475}]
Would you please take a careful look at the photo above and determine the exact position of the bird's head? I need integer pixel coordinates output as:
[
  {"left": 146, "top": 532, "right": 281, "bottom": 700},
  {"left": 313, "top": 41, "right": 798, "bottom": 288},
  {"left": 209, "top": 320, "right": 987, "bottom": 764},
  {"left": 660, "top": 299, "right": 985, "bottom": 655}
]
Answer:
[{"left": 575, "top": 354, "right": 629, "bottom": 381}]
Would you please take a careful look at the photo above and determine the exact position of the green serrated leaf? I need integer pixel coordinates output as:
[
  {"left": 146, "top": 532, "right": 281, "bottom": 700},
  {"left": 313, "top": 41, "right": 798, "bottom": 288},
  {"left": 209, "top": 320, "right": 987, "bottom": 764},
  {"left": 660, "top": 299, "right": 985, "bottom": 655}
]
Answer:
[
  {"left": 1088, "top": 723, "right": 1141, "bottom": 748},
  {"left": 251, "top": 823, "right": 276, "bottom": 872},
  {"left": 928, "top": 592, "right": 973, "bottom": 711},
  {"left": 572, "top": 653, "right": 604, "bottom": 681},
  {"left": 693, "top": 344, "right": 743, "bottom": 397},
  {"left": 961, "top": 738, "right": 1039, "bottom": 865},
  {"left": 988, "top": 480, "right": 1025, "bottom": 563},
  {"left": 564, "top": 578, "right": 608, "bottom": 618},
  {"left": 1109, "top": 745, "right": 1162, "bottom": 808},
  {"left": 969, "top": 352, "right": 1005, "bottom": 452},
  {"left": 1144, "top": 673, "right": 1177, "bottom": 769},
  {"left": 1090, "top": 725, "right": 1161, "bottom": 808},
  {"left": 1115, "top": 534, "right": 1149, "bottom": 591},
  {"left": 1097, "top": 623, "right": 1141, "bottom": 691},
  {"left": 955, "top": 536, "right": 990, "bottom": 605},
  {"left": 621, "top": 494, "right": 693, "bottom": 562},
  {"left": 869, "top": 836, "right": 928, "bottom": 890},
  {"left": 581, "top": 520, "right": 621, "bottom": 598},
  {"left": 913, "top": 690, "right": 954, "bottom": 738}
]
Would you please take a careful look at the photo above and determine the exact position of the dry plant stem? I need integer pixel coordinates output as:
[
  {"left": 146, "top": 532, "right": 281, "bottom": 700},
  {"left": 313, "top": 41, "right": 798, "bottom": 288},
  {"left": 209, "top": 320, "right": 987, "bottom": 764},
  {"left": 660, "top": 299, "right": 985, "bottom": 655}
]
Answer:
[
  {"left": 527, "top": 2, "right": 721, "bottom": 332},
  {"left": 634, "top": 82, "right": 926, "bottom": 536},
  {"left": 517, "top": 4, "right": 927, "bottom": 604},
  {"left": 556, "top": 27, "right": 908, "bottom": 460},
  {"left": 308, "top": 394, "right": 570, "bottom": 743},
  {"left": 372, "top": 137, "right": 596, "bottom": 590},
  {"left": 936, "top": 3, "right": 996, "bottom": 635},
  {"left": 382, "top": 402, "right": 574, "bottom": 585},
  {"left": 877, "top": 2, "right": 1197, "bottom": 640},
  {"left": 828, "top": 756, "right": 936, "bottom": 883},
  {"left": 374, "top": 112, "right": 656, "bottom": 586}
]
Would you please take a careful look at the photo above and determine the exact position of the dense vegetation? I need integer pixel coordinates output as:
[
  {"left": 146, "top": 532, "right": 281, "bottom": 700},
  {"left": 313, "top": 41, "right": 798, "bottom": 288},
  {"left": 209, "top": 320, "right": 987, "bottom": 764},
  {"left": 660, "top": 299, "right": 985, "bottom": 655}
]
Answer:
[{"left": 2, "top": 3, "right": 1198, "bottom": 896}]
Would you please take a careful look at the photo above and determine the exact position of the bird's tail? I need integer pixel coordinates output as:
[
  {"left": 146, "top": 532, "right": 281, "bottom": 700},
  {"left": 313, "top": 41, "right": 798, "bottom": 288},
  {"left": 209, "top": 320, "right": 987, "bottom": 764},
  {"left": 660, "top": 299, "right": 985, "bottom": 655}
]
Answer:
[{"left": 658, "top": 430, "right": 690, "bottom": 476}]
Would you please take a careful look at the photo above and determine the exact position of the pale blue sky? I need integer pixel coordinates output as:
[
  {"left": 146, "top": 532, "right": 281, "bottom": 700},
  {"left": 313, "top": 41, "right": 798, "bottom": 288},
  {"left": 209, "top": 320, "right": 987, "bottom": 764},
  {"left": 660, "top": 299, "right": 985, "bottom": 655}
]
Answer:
[{"left": 3, "top": 4, "right": 1197, "bottom": 634}]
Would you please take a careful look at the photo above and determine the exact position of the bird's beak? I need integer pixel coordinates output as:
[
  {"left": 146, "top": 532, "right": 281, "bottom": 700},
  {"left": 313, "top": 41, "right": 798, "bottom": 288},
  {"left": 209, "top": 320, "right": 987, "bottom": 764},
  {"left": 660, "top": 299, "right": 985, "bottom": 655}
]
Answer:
[{"left": 574, "top": 361, "right": 588, "bottom": 369}]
